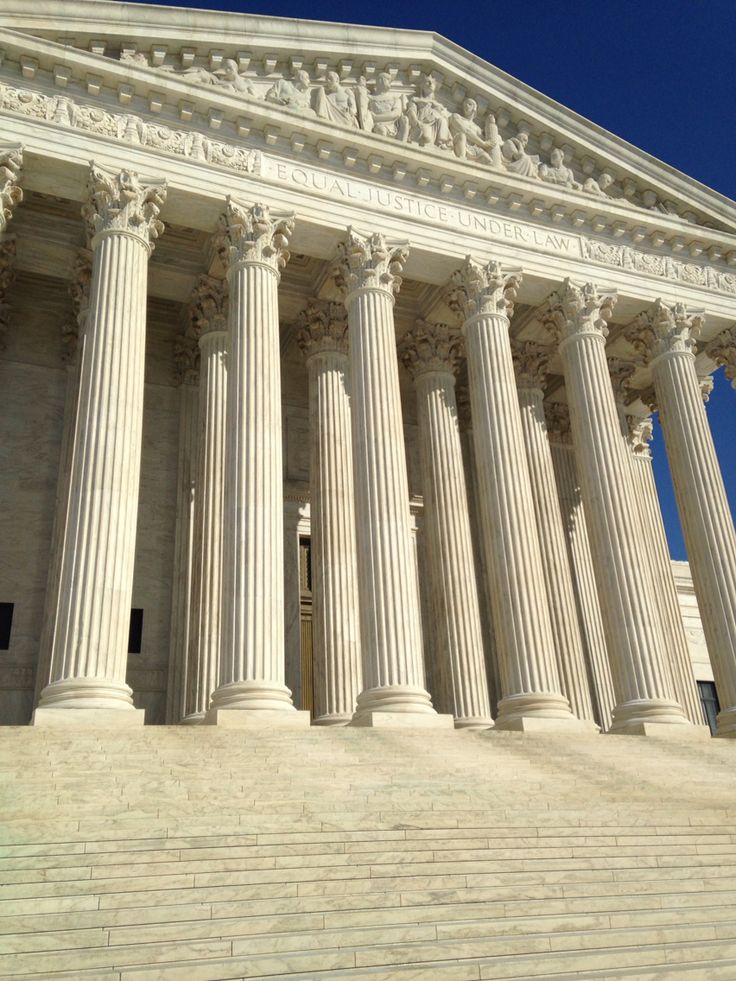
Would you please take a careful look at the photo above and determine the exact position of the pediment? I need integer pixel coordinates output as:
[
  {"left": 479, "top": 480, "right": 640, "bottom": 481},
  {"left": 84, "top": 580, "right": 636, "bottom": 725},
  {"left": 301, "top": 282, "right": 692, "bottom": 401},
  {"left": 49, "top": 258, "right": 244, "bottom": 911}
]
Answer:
[{"left": 2, "top": 0, "right": 736, "bottom": 260}]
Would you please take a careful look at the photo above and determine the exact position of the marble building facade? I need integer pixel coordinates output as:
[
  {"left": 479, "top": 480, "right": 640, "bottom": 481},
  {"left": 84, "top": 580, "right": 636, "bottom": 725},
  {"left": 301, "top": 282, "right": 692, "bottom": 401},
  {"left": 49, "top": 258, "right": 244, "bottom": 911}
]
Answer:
[{"left": 1, "top": 0, "right": 735, "bottom": 735}]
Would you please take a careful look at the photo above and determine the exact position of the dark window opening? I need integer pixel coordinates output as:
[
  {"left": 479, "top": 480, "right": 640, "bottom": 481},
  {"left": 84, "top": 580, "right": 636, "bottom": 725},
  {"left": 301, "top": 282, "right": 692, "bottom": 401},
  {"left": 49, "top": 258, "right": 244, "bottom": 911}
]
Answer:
[
  {"left": 698, "top": 680, "right": 719, "bottom": 735},
  {"left": 128, "top": 608, "right": 144, "bottom": 655},
  {"left": 0, "top": 603, "right": 13, "bottom": 650}
]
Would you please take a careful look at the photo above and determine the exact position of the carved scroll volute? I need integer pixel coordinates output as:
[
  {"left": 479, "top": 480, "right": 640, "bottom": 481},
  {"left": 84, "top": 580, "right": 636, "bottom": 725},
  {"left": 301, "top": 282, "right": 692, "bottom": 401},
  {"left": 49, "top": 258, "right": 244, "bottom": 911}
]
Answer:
[
  {"left": 0, "top": 146, "right": 23, "bottom": 232},
  {"left": 215, "top": 198, "right": 295, "bottom": 275},
  {"left": 334, "top": 229, "right": 409, "bottom": 299},
  {"left": 82, "top": 164, "right": 167, "bottom": 250},
  {"left": 447, "top": 257, "right": 521, "bottom": 323}
]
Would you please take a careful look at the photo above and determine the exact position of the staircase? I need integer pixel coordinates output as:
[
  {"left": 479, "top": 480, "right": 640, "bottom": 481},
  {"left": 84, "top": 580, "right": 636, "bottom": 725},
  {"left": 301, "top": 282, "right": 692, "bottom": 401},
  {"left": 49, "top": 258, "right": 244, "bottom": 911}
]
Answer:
[{"left": 1, "top": 726, "right": 735, "bottom": 980}]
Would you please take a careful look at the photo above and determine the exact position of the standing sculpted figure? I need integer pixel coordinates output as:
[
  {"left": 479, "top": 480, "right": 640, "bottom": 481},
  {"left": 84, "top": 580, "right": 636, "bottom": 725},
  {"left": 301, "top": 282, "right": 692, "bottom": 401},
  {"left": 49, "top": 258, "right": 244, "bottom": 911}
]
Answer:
[
  {"left": 539, "top": 147, "right": 580, "bottom": 188},
  {"left": 265, "top": 69, "right": 315, "bottom": 115},
  {"left": 407, "top": 73, "right": 452, "bottom": 149},
  {"left": 214, "top": 59, "right": 256, "bottom": 97},
  {"left": 502, "top": 130, "right": 539, "bottom": 178},
  {"left": 356, "top": 72, "right": 409, "bottom": 140},
  {"left": 448, "top": 98, "right": 499, "bottom": 164},
  {"left": 314, "top": 71, "right": 358, "bottom": 127},
  {"left": 482, "top": 112, "right": 504, "bottom": 167}
]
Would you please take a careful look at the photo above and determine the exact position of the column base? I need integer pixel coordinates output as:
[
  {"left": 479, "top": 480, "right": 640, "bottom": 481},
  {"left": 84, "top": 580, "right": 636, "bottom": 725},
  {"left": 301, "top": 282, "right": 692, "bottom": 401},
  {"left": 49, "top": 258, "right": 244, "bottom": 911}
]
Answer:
[
  {"left": 209, "top": 680, "right": 298, "bottom": 713},
  {"left": 205, "top": 708, "right": 312, "bottom": 728},
  {"left": 609, "top": 720, "right": 710, "bottom": 738},
  {"left": 32, "top": 707, "right": 145, "bottom": 728},
  {"left": 35, "top": 677, "right": 137, "bottom": 714},
  {"left": 609, "top": 697, "right": 692, "bottom": 735},
  {"left": 455, "top": 717, "right": 495, "bottom": 730},
  {"left": 313, "top": 713, "right": 353, "bottom": 726},
  {"left": 494, "top": 691, "right": 593, "bottom": 732},
  {"left": 181, "top": 713, "right": 205, "bottom": 726},
  {"left": 351, "top": 711, "right": 454, "bottom": 729},
  {"left": 716, "top": 705, "right": 736, "bottom": 737},
  {"left": 352, "top": 684, "right": 438, "bottom": 718}
]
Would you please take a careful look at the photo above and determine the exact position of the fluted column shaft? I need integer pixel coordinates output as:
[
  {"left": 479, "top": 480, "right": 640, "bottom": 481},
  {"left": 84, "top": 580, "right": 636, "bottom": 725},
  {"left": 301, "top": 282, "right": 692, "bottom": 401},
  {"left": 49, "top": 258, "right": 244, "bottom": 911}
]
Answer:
[
  {"left": 302, "top": 333, "right": 362, "bottom": 724},
  {"left": 413, "top": 365, "right": 492, "bottom": 726},
  {"left": 165, "top": 377, "right": 198, "bottom": 723},
  {"left": 516, "top": 381, "right": 596, "bottom": 723},
  {"left": 551, "top": 284, "right": 688, "bottom": 733},
  {"left": 549, "top": 437, "right": 615, "bottom": 730},
  {"left": 185, "top": 328, "right": 227, "bottom": 722},
  {"left": 346, "top": 286, "right": 437, "bottom": 720},
  {"left": 630, "top": 444, "right": 703, "bottom": 725},
  {"left": 35, "top": 166, "right": 166, "bottom": 721},
  {"left": 653, "top": 345, "right": 736, "bottom": 734}
]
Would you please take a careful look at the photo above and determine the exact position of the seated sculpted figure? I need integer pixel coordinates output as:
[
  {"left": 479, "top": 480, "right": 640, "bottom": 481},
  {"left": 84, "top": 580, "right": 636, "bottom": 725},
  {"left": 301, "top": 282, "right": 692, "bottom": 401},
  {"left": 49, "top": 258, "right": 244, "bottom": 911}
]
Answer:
[
  {"left": 357, "top": 72, "right": 409, "bottom": 140},
  {"left": 407, "top": 73, "right": 452, "bottom": 149},
  {"left": 314, "top": 71, "right": 358, "bottom": 127},
  {"left": 583, "top": 172, "right": 614, "bottom": 197},
  {"left": 265, "top": 70, "right": 315, "bottom": 116},
  {"left": 215, "top": 59, "right": 256, "bottom": 97},
  {"left": 539, "top": 148, "right": 580, "bottom": 188},
  {"left": 502, "top": 130, "right": 539, "bottom": 178},
  {"left": 448, "top": 98, "right": 500, "bottom": 164}
]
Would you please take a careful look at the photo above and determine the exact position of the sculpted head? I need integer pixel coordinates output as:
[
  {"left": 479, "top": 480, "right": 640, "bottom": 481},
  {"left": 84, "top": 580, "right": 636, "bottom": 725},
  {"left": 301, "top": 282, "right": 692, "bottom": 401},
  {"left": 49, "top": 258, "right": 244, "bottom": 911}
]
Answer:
[
  {"left": 518, "top": 131, "right": 529, "bottom": 147},
  {"left": 375, "top": 72, "right": 392, "bottom": 93},
  {"left": 641, "top": 189, "right": 657, "bottom": 207},
  {"left": 599, "top": 172, "right": 614, "bottom": 190},
  {"left": 419, "top": 73, "right": 438, "bottom": 97},
  {"left": 294, "top": 69, "right": 310, "bottom": 90},
  {"left": 325, "top": 70, "right": 340, "bottom": 92},
  {"left": 462, "top": 98, "right": 477, "bottom": 119},
  {"left": 222, "top": 59, "right": 239, "bottom": 79},
  {"left": 550, "top": 148, "right": 564, "bottom": 167}
]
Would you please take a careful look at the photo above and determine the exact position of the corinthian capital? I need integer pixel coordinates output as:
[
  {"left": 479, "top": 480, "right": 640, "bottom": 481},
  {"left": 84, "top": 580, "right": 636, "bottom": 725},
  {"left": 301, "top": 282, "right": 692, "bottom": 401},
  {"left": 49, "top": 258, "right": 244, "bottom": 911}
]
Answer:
[
  {"left": 511, "top": 339, "right": 552, "bottom": 391},
  {"left": 83, "top": 164, "right": 167, "bottom": 249},
  {"left": 627, "top": 415, "right": 653, "bottom": 457},
  {"left": 627, "top": 299, "right": 704, "bottom": 365},
  {"left": 216, "top": 198, "right": 294, "bottom": 274},
  {"left": 296, "top": 298, "right": 348, "bottom": 358},
  {"left": 542, "top": 280, "right": 616, "bottom": 345},
  {"left": 447, "top": 257, "right": 521, "bottom": 321},
  {"left": 398, "top": 320, "right": 463, "bottom": 379},
  {"left": 0, "top": 146, "right": 23, "bottom": 231},
  {"left": 190, "top": 274, "right": 228, "bottom": 337},
  {"left": 334, "top": 229, "right": 409, "bottom": 298},
  {"left": 543, "top": 401, "right": 572, "bottom": 444},
  {"left": 174, "top": 332, "right": 200, "bottom": 386},
  {"left": 607, "top": 356, "right": 637, "bottom": 404},
  {"left": 62, "top": 249, "right": 93, "bottom": 363},
  {"left": 707, "top": 326, "right": 736, "bottom": 388}
]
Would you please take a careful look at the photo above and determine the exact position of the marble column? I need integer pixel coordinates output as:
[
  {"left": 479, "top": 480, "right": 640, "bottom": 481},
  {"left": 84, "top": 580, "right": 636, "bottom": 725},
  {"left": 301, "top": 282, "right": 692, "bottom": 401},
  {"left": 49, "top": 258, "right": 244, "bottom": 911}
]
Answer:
[
  {"left": 35, "top": 250, "right": 92, "bottom": 708},
  {"left": 296, "top": 299, "right": 362, "bottom": 725},
  {"left": 164, "top": 336, "right": 199, "bottom": 724},
  {"left": 544, "top": 281, "right": 690, "bottom": 735},
  {"left": 0, "top": 146, "right": 22, "bottom": 350},
  {"left": 33, "top": 165, "right": 166, "bottom": 724},
  {"left": 208, "top": 200, "right": 307, "bottom": 726},
  {"left": 448, "top": 258, "right": 584, "bottom": 731},
  {"left": 629, "top": 301, "right": 736, "bottom": 736},
  {"left": 337, "top": 230, "right": 448, "bottom": 727},
  {"left": 547, "top": 406, "right": 615, "bottom": 730},
  {"left": 708, "top": 326, "right": 736, "bottom": 388},
  {"left": 399, "top": 320, "right": 493, "bottom": 728},
  {"left": 182, "top": 276, "right": 228, "bottom": 723},
  {"left": 608, "top": 357, "right": 704, "bottom": 728},
  {"left": 512, "top": 341, "right": 596, "bottom": 724}
]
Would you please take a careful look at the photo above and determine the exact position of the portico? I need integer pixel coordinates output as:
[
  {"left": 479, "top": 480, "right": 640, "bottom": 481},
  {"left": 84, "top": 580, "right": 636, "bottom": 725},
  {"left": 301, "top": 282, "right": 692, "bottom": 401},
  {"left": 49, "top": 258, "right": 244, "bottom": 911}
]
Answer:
[{"left": 0, "top": 2, "right": 735, "bottom": 736}]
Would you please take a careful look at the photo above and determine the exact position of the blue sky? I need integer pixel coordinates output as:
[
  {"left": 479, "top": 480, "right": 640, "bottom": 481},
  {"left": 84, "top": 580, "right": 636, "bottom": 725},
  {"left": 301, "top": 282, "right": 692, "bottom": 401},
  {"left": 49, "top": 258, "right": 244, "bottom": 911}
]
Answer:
[{"left": 131, "top": 0, "right": 736, "bottom": 559}]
